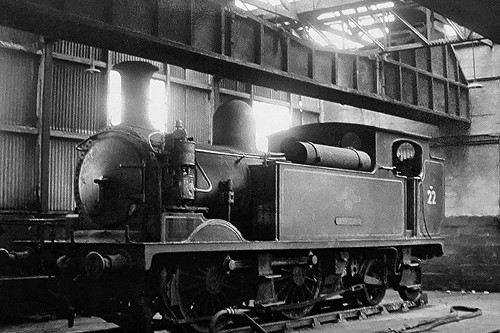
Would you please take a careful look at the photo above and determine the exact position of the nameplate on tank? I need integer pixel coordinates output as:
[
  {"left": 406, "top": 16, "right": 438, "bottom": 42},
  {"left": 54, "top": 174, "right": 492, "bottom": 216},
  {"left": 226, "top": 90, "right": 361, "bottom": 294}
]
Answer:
[{"left": 335, "top": 217, "right": 363, "bottom": 226}]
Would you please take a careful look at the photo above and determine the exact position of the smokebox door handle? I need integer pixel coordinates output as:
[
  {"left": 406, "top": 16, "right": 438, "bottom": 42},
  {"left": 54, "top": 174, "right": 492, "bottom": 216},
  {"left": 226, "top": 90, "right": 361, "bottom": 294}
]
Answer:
[{"left": 94, "top": 177, "right": 109, "bottom": 203}]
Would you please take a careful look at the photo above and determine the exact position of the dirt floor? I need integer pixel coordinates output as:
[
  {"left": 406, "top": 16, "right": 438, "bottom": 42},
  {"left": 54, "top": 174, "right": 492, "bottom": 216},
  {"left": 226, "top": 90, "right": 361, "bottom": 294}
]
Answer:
[
  {"left": 0, "top": 290, "right": 498, "bottom": 333},
  {"left": 314, "top": 290, "right": 500, "bottom": 333}
]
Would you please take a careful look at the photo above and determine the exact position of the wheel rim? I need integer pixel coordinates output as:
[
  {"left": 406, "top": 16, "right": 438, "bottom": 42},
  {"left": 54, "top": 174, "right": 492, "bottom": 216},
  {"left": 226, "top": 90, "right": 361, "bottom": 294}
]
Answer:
[
  {"left": 274, "top": 264, "right": 322, "bottom": 319},
  {"left": 358, "top": 258, "right": 386, "bottom": 306}
]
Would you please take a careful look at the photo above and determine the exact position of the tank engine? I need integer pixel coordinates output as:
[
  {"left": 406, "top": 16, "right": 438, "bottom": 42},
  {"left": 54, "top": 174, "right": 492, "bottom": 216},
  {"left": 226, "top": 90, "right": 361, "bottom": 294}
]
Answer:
[{"left": 1, "top": 61, "right": 444, "bottom": 332}]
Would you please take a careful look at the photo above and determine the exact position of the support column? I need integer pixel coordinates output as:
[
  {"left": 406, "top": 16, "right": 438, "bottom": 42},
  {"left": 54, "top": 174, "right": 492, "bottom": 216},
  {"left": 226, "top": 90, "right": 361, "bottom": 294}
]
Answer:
[{"left": 36, "top": 39, "right": 54, "bottom": 212}]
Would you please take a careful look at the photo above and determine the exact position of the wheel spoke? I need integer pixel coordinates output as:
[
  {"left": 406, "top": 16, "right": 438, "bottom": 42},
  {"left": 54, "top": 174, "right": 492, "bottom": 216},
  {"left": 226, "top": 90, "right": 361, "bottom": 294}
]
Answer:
[
  {"left": 221, "top": 282, "right": 239, "bottom": 290},
  {"left": 304, "top": 284, "right": 314, "bottom": 296},
  {"left": 275, "top": 281, "right": 291, "bottom": 296},
  {"left": 300, "top": 287, "right": 307, "bottom": 302},
  {"left": 287, "top": 283, "right": 298, "bottom": 301}
]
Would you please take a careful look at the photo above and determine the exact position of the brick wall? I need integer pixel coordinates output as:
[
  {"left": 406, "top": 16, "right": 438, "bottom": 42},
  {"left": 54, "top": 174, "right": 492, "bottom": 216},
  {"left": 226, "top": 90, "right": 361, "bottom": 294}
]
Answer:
[{"left": 423, "top": 216, "right": 500, "bottom": 292}]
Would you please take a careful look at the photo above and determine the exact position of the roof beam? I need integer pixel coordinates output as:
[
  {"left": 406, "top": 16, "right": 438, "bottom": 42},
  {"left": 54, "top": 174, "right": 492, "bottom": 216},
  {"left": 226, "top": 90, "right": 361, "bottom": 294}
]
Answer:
[
  {"left": 311, "top": 20, "right": 371, "bottom": 46},
  {"left": 346, "top": 15, "right": 385, "bottom": 50},
  {"left": 390, "top": 10, "right": 429, "bottom": 45},
  {"left": 0, "top": 0, "right": 470, "bottom": 126},
  {"left": 414, "top": 0, "right": 500, "bottom": 44},
  {"left": 300, "top": 2, "right": 416, "bottom": 25}
]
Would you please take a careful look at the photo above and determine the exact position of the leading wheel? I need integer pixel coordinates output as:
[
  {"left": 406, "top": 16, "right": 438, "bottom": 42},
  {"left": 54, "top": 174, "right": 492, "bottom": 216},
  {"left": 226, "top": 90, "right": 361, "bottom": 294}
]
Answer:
[
  {"left": 274, "top": 262, "right": 322, "bottom": 319},
  {"left": 356, "top": 258, "right": 386, "bottom": 306}
]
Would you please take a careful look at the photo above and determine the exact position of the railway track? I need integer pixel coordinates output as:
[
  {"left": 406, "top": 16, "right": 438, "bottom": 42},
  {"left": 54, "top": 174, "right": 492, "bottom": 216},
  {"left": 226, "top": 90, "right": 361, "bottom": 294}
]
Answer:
[
  {"left": 66, "top": 294, "right": 427, "bottom": 333},
  {"left": 213, "top": 294, "right": 428, "bottom": 333}
]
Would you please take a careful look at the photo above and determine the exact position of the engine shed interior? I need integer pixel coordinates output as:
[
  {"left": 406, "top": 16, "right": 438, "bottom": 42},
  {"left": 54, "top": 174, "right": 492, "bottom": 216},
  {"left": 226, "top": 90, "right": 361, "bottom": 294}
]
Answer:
[{"left": 0, "top": 0, "right": 500, "bottom": 331}]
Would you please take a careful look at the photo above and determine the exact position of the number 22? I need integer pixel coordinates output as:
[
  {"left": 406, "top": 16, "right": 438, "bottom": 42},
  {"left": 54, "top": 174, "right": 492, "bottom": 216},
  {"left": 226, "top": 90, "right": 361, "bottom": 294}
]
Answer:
[{"left": 427, "top": 186, "right": 437, "bottom": 205}]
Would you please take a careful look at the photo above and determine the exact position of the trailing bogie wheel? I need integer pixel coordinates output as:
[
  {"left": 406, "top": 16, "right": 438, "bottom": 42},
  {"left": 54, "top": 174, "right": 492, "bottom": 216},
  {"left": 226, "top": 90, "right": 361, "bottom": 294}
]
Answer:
[
  {"left": 397, "top": 263, "right": 422, "bottom": 302},
  {"left": 355, "top": 258, "right": 386, "bottom": 306},
  {"left": 398, "top": 287, "right": 422, "bottom": 302}
]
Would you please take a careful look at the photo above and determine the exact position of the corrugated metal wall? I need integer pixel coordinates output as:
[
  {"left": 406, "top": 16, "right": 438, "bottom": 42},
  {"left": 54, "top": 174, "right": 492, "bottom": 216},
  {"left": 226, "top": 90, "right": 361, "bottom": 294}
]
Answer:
[
  {"left": 0, "top": 46, "right": 38, "bottom": 211},
  {"left": 0, "top": 133, "right": 36, "bottom": 210},
  {"left": 54, "top": 41, "right": 103, "bottom": 61},
  {"left": 169, "top": 82, "right": 211, "bottom": 144},
  {"left": 47, "top": 41, "right": 108, "bottom": 211},
  {"left": 51, "top": 59, "right": 106, "bottom": 134},
  {"left": 0, "top": 48, "right": 38, "bottom": 126},
  {"left": 253, "top": 85, "right": 288, "bottom": 102},
  {"left": 48, "top": 139, "right": 78, "bottom": 211}
]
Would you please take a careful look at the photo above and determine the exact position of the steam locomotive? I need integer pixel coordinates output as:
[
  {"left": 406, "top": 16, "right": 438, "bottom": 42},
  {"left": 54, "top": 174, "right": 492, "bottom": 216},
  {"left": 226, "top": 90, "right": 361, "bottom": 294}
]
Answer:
[{"left": 0, "top": 61, "right": 444, "bottom": 332}]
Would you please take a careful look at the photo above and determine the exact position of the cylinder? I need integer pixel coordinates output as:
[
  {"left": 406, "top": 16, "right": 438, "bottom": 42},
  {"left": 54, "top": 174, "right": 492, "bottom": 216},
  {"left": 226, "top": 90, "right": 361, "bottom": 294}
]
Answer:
[
  {"left": 281, "top": 138, "right": 372, "bottom": 171},
  {"left": 113, "top": 61, "right": 159, "bottom": 130}
]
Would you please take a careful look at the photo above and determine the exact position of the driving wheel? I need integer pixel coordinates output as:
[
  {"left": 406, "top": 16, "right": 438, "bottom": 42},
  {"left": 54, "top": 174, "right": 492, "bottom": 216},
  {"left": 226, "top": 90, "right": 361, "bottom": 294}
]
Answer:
[{"left": 274, "top": 262, "right": 322, "bottom": 319}]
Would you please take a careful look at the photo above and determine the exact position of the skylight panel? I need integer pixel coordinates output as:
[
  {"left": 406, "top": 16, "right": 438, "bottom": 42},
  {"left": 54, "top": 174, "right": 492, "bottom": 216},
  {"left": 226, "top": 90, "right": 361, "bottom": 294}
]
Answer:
[
  {"left": 359, "top": 16, "right": 375, "bottom": 26},
  {"left": 308, "top": 28, "right": 330, "bottom": 47},
  {"left": 384, "top": 13, "right": 395, "bottom": 22},
  {"left": 360, "top": 34, "right": 373, "bottom": 43},
  {"left": 376, "top": 2, "right": 394, "bottom": 9},
  {"left": 368, "top": 28, "right": 384, "bottom": 38},
  {"left": 342, "top": 8, "right": 356, "bottom": 15},
  {"left": 444, "top": 24, "right": 457, "bottom": 37},
  {"left": 317, "top": 12, "right": 336, "bottom": 20}
]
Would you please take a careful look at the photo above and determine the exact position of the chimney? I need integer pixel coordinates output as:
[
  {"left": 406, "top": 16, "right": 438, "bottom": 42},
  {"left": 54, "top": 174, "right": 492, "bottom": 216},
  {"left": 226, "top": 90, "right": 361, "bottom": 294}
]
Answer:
[{"left": 113, "top": 61, "right": 159, "bottom": 130}]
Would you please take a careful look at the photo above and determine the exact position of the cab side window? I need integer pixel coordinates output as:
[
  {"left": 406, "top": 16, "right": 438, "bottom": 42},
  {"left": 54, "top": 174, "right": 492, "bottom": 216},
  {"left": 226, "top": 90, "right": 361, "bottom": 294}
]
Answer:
[{"left": 392, "top": 141, "right": 422, "bottom": 177}]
